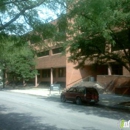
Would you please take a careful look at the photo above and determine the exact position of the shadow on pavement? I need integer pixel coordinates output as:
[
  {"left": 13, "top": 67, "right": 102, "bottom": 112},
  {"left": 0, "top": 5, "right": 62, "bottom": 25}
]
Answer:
[
  {"left": 119, "top": 101, "right": 130, "bottom": 106},
  {"left": 0, "top": 105, "right": 99, "bottom": 130},
  {"left": 41, "top": 94, "right": 130, "bottom": 110},
  {"left": 39, "top": 95, "right": 130, "bottom": 121}
]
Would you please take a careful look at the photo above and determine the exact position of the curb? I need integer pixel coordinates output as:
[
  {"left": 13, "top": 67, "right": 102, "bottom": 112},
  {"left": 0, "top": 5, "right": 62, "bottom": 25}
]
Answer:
[{"left": 97, "top": 103, "right": 130, "bottom": 112}]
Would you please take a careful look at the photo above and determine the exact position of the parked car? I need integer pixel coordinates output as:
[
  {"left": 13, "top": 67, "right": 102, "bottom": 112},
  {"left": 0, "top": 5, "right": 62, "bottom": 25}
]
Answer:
[{"left": 61, "top": 86, "right": 99, "bottom": 105}]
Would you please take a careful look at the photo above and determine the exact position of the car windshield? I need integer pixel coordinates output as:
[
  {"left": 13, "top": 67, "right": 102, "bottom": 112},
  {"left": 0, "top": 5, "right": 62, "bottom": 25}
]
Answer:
[{"left": 86, "top": 88, "right": 98, "bottom": 94}]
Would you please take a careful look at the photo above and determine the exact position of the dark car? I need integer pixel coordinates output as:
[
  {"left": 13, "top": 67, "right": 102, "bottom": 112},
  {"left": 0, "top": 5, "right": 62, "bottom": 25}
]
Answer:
[{"left": 60, "top": 86, "right": 99, "bottom": 105}]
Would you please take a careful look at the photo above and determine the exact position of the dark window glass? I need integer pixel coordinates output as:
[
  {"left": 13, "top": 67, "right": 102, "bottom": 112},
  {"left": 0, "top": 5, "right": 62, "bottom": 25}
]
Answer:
[
  {"left": 77, "top": 87, "right": 86, "bottom": 94},
  {"left": 53, "top": 68, "right": 56, "bottom": 78},
  {"left": 42, "top": 69, "right": 50, "bottom": 78},
  {"left": 86, "top": 88, "right": 98, "bottom": 94},
  {"left": 97, "top": 65, "right": 108, "bottom": 75},
  {"left": 37, "top": 51, "right": 49, "bottom": 57},
  {"left": 68, "top": 88, "right": 74, "bottom": 92},
  {"left": 112, "top": 65, "right": 122, "bottom": 75},
  {"left": 58, "top": 68, "right": 66, "bottom": 77},
  {"left": 38, "top": 70, "right": 41, "bottom": 78},
  {"left": 52, "top": 47, "right": 63, "bottom": 54},
  {"left": 68, "top": 87, "right": 77, "bottom": 92}
]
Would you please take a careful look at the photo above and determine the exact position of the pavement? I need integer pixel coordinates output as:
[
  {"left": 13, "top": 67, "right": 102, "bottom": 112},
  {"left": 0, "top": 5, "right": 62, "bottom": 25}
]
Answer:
[{"left": 1, "top": 86, "right": 130, "bottom": 112}]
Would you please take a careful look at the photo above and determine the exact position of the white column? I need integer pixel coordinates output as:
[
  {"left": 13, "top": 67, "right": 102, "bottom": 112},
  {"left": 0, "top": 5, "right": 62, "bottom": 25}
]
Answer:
[
  {"left": 108, "top": 64, "right": 112, "bottom": 75},
  {"left": 50, "top": 68, "right": 53, "bottom": 85},
  {"left": 35, "top": 75, "right": 38, "bottom": 87}
]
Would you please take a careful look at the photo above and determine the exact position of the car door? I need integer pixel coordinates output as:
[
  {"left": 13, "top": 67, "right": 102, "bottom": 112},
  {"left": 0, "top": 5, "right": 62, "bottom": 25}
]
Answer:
[
  {"left": 76, "top": 87, "right": 86, "bottom": 100},
  {"left": 65, "top": 87, "right": 77, "bottom": 101}
]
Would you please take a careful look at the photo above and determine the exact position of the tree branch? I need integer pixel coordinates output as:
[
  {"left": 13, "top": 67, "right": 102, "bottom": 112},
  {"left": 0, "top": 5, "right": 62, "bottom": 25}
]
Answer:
[
  {"left": 0, "top": 0, "right": 46, "bottom": 31},
  {"left": 0, "top": 0, "right": 28, "bottom": 7}
]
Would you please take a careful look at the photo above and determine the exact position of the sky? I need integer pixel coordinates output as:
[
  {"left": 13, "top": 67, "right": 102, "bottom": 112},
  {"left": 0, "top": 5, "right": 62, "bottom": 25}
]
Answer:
[
  {"left": 37, "top": 7, "right": 58, "bottom": 22},
  {"left": 36, "top": 3, "right": 65, "bottom": 22},
  {"left": 0, "top": 2, "right": 65, "bottom": 34}
]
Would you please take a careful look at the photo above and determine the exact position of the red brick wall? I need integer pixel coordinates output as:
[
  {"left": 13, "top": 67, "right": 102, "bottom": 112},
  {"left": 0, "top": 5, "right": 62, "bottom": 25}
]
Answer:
[
  {"left": 36, "top": 54, "right": 66, "bottom": 69},
  {"left": 66, "top": 63, "right": 96, "bottom": 88},
  {"left": 66, "top": 62, "right": 86, "bottom": 88},
  {"left": 123, "top": 67, "right": 130, "bottom": 75},
  {"left": 97, "top": 75, "right": 130, "bottom": 94}
]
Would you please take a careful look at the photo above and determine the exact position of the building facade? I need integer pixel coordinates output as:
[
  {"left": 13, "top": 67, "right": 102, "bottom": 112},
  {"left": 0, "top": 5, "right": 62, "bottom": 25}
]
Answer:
[
  {"left": 34, "top": 18, "right": 130, "bottom": 91},
  {"left": 34, "top": 45, "right": 130, "bottom": 89}
]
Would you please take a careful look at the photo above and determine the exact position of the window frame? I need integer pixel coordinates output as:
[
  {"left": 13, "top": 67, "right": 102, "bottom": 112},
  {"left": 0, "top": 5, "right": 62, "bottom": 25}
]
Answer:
[
  {"left": 52, "top": 47, "right": 63, "bottom": 54},
  {"left": 42, "top": 69, "right": 50, "bottom": 78},
  {"left": 58, "top": 68, "right": 66, "bottom": 77}
]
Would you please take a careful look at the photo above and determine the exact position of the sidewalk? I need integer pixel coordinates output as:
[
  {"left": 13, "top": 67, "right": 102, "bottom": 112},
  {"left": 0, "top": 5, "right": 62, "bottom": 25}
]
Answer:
[
  {"left": 99, "top": 94, "right": 130, "bottom": 112},
  {"left": 3, "top": 87, "right": 130, "bottom": 112}
]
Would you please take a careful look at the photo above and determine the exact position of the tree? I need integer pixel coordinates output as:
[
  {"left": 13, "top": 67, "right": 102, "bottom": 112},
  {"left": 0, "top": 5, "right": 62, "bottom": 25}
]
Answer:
[
  {"left": 0, "top": 33, "right": 37, "bottom": 87},
  {"left": 8, "top": 44, "right": 37, "bottom": 83},
  {"left": 66, "top": 0, "right": 130, "bottom": 72},
  {"left": 0, "top": 0, "right": 66, "bottom": 34},
  {"left": 0, "top": 0, "right": 66, "bottom": 87},
  {"left": 0, "top": 0, "right": 67, "bottom": 48}
]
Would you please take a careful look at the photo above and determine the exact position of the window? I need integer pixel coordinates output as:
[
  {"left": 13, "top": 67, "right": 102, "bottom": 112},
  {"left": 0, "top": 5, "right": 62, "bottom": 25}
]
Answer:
[
  {"left": 68, "top": 87, "right": 77, "bottom": 92},
  {"left": 77, "top": 87, "right": 86, "bottom": 94},
  {"left": 42, "top": 69, "right": 50, "bottom": 78},
  {"left": 53, "top": 68, "right": 56, "bottom": 78},
  {"left": 86, "top": 88, "right": 98, "bottom": 94},
  {"left": 58, "top": 68, "right": 66, "bottom": 77},
  {"left": 52, "top": 47, "right": 63, "bottom": 54},
  {"left": 112, "top": 65, "right": 122, "bottom": 75},
  {"left": 38, "top": 70, "right": 41, "bottom": 78},
  {"left": 37, "top": 51, "right": 49, "bottom": 57}
]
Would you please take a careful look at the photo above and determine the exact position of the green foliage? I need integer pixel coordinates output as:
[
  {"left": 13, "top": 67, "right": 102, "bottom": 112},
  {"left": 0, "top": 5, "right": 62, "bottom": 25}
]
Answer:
[
  {"left": 35, "top": 23, "right": 57, "bottom": 39},
  {"left": 66, "top": 0, "right": 130, "bottom": 72},
  {"left": 9, "top": 55, "right": 37, "bottom": 81},
  {"left": 0, "top": 0, "right": 66, "bottom": 34},
  {"left": 0, "top": 0, "right": 67, "bottom": 81},
  {"left": 0, "top": 33, "right": 37, "bottom": 81},
  {"left": 55, "top": 14, "right": 67, "bottom": 41}
]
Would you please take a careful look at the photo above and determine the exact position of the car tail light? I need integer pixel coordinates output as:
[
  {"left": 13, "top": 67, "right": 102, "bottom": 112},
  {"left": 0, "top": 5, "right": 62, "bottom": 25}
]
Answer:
[
  {"left": 86, "top": 94, "right": 98, "bottom": 99},
  {"left": 86, "top": 94, "right": 92, "bottom": 98},
  {"left": 94, "top": 95, "right": 98, "bottom": 99},
  {"left": 90, "top": 94, "right": 97, "bottom": 99}
]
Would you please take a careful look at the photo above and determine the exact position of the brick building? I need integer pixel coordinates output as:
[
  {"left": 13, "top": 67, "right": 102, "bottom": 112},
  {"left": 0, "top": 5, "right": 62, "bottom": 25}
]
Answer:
[
  {"left": 34, "top": 44, "right": 130, "bottom": 90},
  {"left": 34, "top": 19, "right": 130, "bottom": 94}
]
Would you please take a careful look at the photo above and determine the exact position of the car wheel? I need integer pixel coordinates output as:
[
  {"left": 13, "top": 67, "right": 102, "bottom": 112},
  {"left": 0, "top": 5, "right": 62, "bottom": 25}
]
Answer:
[
  {"left": 61, "top": 95, "right": 66, "bottom": 102},
  {"left": 76, "top": 97, "right": 82, "bottom": 105}
]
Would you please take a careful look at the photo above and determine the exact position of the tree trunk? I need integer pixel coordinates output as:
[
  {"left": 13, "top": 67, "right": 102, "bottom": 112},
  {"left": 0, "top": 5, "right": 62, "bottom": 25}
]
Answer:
[
  {"left": 2, "top": 68, "right": 5, "bottom": 88},
  {"left": 23, "top": 80, "right": 26, "bottom": 87}
]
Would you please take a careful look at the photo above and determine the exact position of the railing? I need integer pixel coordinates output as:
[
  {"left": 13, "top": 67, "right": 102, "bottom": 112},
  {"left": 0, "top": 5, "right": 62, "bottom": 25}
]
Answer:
[{"left": 66, "top": 76, "right": 90, "bottom": 88}]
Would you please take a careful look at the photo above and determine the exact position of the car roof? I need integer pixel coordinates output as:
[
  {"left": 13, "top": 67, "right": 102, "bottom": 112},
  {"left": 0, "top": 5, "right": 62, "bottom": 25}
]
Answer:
[
  {"left": 75, "top": 86, "right": 96, "bottom": 89},
  {"left": 67, "top": 86, "right": 97, "bottom": 90}
]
